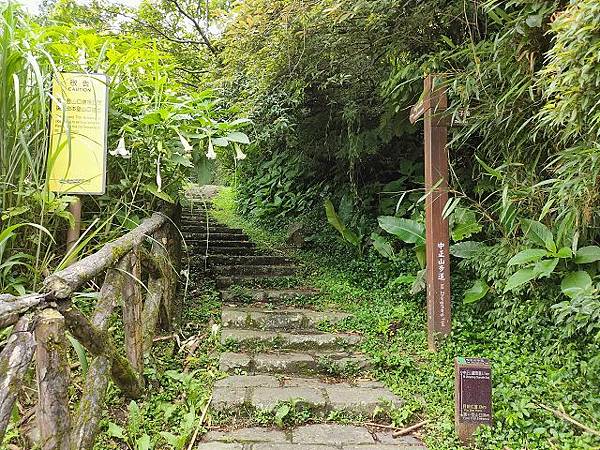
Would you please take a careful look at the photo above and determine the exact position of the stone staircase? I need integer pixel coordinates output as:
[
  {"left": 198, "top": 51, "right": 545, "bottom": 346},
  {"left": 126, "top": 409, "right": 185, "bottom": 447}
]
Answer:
[{"left": 180, "top": 201, "right": 427, "bottom": 449}]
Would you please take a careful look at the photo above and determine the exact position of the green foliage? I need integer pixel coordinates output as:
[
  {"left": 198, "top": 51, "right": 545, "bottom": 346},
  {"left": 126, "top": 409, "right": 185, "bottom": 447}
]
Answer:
[{"left": 324, "top": 199, "right": 361, "bottom": 251}]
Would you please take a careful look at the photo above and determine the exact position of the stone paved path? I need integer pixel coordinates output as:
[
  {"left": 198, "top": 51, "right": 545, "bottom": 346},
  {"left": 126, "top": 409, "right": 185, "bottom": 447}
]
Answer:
[{"left": 181, "top": 200, "right": 427, "bottom": 449}]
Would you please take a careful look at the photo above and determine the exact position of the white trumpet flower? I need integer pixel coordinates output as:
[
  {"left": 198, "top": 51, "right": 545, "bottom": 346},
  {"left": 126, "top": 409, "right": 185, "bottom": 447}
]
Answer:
[
  {"left": 156, "top": 154, "right": 162, "bottom": 191},
  {"left": 211, "top": 324, "right": 220, "bottom": 336},
  {"left": 178, "top": 133, "right": 194, "bottom": 154},
  {"left": 206, "top": 139, "right": 217, "bottom": 160},
  {"left": 109, "top": 136, "right": 131, "bottom": 159},
  {"left": 234, "top": 143, "right": 247, "bottom": 160}
]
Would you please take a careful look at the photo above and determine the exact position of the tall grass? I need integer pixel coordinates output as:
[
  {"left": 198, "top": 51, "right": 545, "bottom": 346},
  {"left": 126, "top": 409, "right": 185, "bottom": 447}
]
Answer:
[{"left": 0, "top": 3, "right": 58, "bottom": 291}]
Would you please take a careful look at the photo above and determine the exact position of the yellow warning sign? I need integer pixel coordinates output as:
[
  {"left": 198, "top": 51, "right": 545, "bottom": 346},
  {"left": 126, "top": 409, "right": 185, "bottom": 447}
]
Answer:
[{"left": 48, "top": 72, "right": 108, "bottom": 195}]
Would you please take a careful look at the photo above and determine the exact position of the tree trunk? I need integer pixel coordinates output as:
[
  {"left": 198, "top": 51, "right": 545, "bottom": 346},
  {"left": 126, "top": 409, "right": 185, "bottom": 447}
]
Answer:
[{"left": 35, "top": 309, "right": 71, "bottom": 450}]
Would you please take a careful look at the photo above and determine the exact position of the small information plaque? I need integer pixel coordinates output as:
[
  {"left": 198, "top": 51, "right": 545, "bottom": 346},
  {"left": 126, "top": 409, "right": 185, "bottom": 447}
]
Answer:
[{"left": 455, "top": 357, "right": 492, "bottom": 442}]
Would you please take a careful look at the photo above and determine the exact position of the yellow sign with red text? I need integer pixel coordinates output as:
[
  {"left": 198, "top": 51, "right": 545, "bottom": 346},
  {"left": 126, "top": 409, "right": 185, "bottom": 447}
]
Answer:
[{"left": 48, "top": 72, "right": 108, "bottom": 195}]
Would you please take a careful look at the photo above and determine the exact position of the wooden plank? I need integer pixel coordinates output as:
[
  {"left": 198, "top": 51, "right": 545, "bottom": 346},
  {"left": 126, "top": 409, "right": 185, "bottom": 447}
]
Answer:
[{"left": 423, "top": 74, "right": 451, "bottom": 351}]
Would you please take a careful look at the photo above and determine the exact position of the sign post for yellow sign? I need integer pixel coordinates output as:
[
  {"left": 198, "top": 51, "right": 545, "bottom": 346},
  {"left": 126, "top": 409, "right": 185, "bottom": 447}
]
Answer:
[{"left": 48, "top": 72, "right": 109, "bottom": 195}]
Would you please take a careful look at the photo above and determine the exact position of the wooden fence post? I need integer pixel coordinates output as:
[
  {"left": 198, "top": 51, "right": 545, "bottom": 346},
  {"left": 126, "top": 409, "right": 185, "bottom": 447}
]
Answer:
[
  {"left": 122, "top": 250, "right": 144, "bottom": 376},
  {"left": 0, "top": 315, "right": 36, "bottom": 441},
  {"left": 35, "top": 308, "right": 71, "bottom": 450},
  {"left": 423, "top": 74, "right": 451, "bottom": 351}
]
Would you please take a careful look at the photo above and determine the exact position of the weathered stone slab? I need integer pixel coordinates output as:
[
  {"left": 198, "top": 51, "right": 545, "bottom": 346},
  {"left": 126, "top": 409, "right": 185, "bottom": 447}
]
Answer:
[
  {"left": 252, "top": 387, "right": 326, "bottom": 411},
  {"left": 211, "top": 387, "right": 248, "bottom": 412},
  {"left": 325, "top": 386, "right": 403, "bottom": 415},
  {"left": 222, "top": 307, "right": 351, "bottom": 331},
  {"left": 221, "top": 329, "right": 360, "bottom": 350},
  {"left": 342, "top": 445, "right": 425, "bottom": 449},
  {"left": 215, "top": 375, "right": 279, "bottom": 388},
  {"left": 221, "top": 288, "right": 320, "bottom": 303},
  {"left": 203, "top": 427, "right": 288, "bottom": 443},
  {"left": 254, "top": 352, "right": 316, "bottom": 373},
  {"left": 254, "top": 445, "right": 337, "bottom": 450},
  {"left": 292, "top": 424, "right": 373, "bottom": 445},
  {"left": 196, "top": 443, "right": 243, "bottom": 450},
  {"left": 220, "top": 352, "right": 252, "bottom": 372}
]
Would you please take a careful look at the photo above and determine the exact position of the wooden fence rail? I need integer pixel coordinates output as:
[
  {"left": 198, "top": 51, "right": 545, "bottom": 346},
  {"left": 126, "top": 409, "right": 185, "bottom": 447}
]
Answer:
[{"left": 0, "top": 211, "right": 180, "bottom": 449}]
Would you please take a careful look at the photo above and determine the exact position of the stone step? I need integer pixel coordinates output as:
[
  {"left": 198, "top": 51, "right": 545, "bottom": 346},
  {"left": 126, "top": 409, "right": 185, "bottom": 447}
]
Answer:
[
  {"left": 216, "top": 275, "right": 297, "bottom": 288},
  {"left": 183, "top": 232, "right": 248, "bottom": 241},
  {"left": 221, "top": 288, "right": 320, "bottom": 302},
  {"left": 192, "top": 240, "right": 255, "bottom": 248},
  {"left": 180, "top": 218, "right": 220, "bottom": 226},
  {"left": 222, "top": 306, "right": 350, "bottom": 330},
  {"left": 198, "top": 424, "right": 426, "bottom": 449},
  {"left": 199, "top": 255, "right": 294, "bottom": 266},
  {"left": 206, "top": 247, "right": 262, "bottom": 256},
  {"left": 209, "top": 265, "right": 298, "bottom": 277},
  {"left": 181, "top": 225, "right": 244, "bottom": 234},
  {"left": 210, "top": 375, "right": 402, "bottom": 417},
  {"left": 221, "top": 329, "right": 361, "bottom": 350},
  {"left": 220, "top": 351, "right": 370, "bottom": 376}
]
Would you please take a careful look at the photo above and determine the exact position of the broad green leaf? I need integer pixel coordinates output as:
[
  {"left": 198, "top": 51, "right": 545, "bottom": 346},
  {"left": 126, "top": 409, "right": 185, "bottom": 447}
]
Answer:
[
  {"left": 463, "top": 279, "right": 489, "bottom": 304},
  {"left": 136, "top": 434, "right": 152, "bottom": 450},
  {"left": 554, "top": 247, "right": 572, "bottom": 259},
  {"left": 415, "top": 244, "right": 426, "bottom": 268},
  {"left": 450, "top": 241, "right": 486, "bottom": 258},
  {"left": 107, "top": 422, "right": 125, "bottom": 440},
  {"left": 325, "top": 199, "right": 346, "bottom": 235},
  {"left": 526, "top": 14, "right": 543, "bottom": 28},
  {"left": 275, "top": 404, "right": 290, "bottom": 427},
  {"left": 140, "top": 111, "right": 162, "bottom": 125},
  {"left": 507, "top": 249, "right": 547, "bottom": 266},
  {"left": 325, "top": 200, "right": 359, "bottom": 247},
  {"left": 521, "top": 219, "right": 556, "bottom": 252},
  {"left": 225, "top": 131, "right": 250, "bottom": 144},
  {"left": 561, "top": 271, "right": 593, "bottom": 298},
  {"left": 67, "top": 334, "right": 88, "bottom": 378},
  {"left": 159, "top": 432, "right": 179, "bottom": 447},
  {"left": 145, "top": 184, "right": 174, "bottom": 203},
  {"left": 574, "top": 246, "right": 600, "bottom": 264},
  {"left": 532, "top": 258, "right": 559, "bottom": 278},
  {"left": 378, "top": 216, "right": 425, "bottom": 245},
  {"left": 212, "top": 137, "right": 229, "bottom": 147},
  {"left": 371, "top": 233, "right": 394, "bottom": 259},
  {"left": 504, "top": 267, "right": 536, "bottom": 292},
  {"left": 451, "top": 222, "right": 482, "bottom": 242}
]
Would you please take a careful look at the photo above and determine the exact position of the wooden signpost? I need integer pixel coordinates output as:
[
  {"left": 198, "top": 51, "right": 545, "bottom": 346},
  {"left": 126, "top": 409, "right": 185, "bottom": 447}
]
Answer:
[
  {"left": 47, "top": 72, "right": 109, "bottom": 251},
  {"left": 455, "top": 357, "right": 493, "bottom": 442},
  {"left": 410, "top": 74, "right": 451, "bottom": 351}
]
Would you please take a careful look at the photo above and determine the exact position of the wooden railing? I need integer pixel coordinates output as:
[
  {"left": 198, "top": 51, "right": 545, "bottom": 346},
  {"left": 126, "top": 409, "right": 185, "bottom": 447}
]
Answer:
[{"left": 0, "top": 212, "right": 180, "bottom": 449}]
